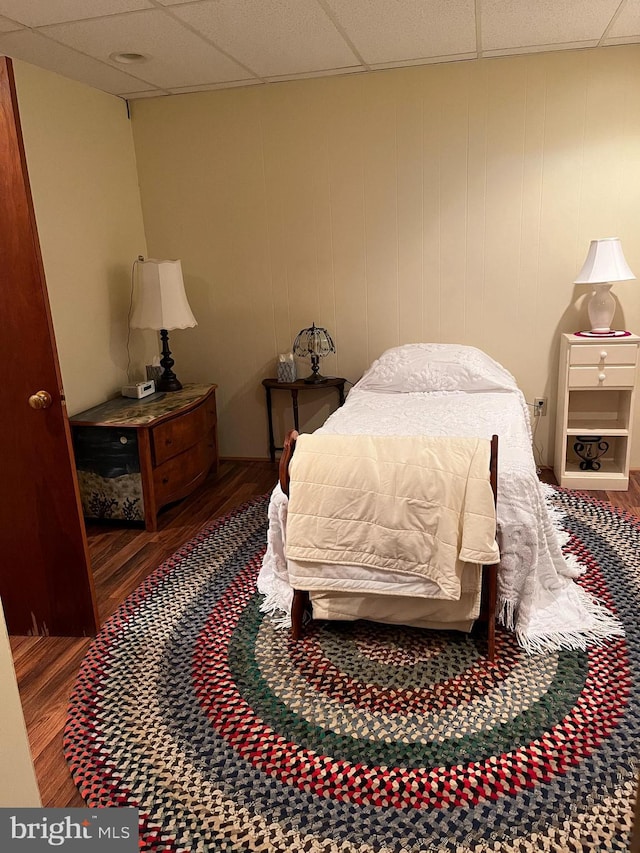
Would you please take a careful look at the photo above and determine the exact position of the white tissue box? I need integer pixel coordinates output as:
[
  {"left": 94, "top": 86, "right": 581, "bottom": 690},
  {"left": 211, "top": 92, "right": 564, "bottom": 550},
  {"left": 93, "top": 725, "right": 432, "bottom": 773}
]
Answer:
[
  {"left": 146, "top": 365, "right": 163, "bottom": 382},
  {"left": 277, "top": 355, "right": 296, "bottom": 383}
]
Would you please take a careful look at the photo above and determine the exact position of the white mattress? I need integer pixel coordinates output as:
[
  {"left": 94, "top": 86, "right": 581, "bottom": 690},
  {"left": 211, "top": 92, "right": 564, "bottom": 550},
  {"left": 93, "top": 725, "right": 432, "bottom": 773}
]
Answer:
[
  {"left": 317, "top": 386, "right": 532, "bottom": 517},
  {"left": 309, "top": 589, "right": 478, "bottom": 633}
]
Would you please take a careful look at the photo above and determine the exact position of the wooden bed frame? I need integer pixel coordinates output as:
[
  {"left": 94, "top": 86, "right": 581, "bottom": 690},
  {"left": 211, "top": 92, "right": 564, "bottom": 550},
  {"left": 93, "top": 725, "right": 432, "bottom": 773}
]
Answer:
[{"left": 279, "top": 429, "right": 500, "bottom": 662}]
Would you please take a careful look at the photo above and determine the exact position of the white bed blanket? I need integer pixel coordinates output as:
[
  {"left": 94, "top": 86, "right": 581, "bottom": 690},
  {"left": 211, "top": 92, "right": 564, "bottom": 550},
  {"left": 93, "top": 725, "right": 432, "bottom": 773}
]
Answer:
[
  {"left": 259, "top": 346, "right": 624, "bottom": 653},
  {"left": 286, "top": 434, "right": 499, "bottom": 596}
]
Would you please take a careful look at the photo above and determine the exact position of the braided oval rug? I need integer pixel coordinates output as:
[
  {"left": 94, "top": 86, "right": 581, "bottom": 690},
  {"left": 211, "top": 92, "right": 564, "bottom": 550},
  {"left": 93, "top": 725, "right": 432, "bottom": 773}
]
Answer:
[{"left": 64, "top": 489, "right": 639, "bottom": 852}]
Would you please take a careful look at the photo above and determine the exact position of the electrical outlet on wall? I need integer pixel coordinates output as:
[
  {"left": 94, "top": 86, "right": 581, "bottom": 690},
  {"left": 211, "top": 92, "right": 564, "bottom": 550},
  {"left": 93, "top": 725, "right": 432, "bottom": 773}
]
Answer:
[{"left": 533, "top": 397, "right": 547, "bottom": 417}]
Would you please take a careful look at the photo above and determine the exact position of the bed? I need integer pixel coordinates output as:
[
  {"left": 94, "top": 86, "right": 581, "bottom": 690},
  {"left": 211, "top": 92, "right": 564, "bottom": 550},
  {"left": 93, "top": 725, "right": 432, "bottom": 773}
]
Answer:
[
  {"left": 258, "top": 343, "right": 623, "bottom": 654},
  {"left": 280, "top": 428, "right": 501, "bottom": 657}
]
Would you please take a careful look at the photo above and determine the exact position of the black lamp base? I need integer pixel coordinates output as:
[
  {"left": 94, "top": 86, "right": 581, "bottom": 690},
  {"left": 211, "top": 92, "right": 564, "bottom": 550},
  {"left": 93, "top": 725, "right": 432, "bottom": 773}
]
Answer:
[
  {"left": 302, "top": 354, "right": 330, "bottom": 384},
  {"left": 156, "top": 373, "right": 183, "bottom": 392},
  {"left": 157, "top": 328, "right": 183, "bottom": 392}
]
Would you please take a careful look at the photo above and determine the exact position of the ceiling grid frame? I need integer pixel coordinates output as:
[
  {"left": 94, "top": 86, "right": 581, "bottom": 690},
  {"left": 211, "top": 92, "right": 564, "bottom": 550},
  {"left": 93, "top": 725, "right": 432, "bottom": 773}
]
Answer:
[{"left": 0, "top": 0, "right": 635, "bottom": 98}]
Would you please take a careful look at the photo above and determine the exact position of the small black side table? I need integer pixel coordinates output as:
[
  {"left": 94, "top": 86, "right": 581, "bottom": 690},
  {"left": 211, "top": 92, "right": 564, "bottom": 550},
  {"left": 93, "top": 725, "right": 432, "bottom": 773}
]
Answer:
[{"left": 262, "top": 377, "right": 346, "bottom": 462}]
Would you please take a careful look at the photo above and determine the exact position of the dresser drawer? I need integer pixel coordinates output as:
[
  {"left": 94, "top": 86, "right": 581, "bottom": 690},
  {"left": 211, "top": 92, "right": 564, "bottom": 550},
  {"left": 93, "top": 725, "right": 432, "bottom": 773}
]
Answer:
[
  {"left": 153, "top": 436, "right": 217, "bottom": 506},
  {"left": 569, "top": 343, "right": 638, "bottom": 366},
  {"left": 568, "top": 365, "right": 637, "bottom": 388},
  {"left": 152, "top": 397, "right": 217, "bottom": 466}
]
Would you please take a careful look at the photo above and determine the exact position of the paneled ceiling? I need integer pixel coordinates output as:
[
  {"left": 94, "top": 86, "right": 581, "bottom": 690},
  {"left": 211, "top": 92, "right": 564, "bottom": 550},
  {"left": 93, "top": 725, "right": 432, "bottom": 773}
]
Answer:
[{"left": 0, "top": 0, "right": 637, "bottom": 100}]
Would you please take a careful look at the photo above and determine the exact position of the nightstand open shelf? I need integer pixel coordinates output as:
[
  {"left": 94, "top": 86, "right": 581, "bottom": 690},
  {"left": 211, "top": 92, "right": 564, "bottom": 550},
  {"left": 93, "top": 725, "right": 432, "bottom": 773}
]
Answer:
[
  {"left": 566, "top": 388, "right": 632, "bottom": 434},
  {"left": 554, "top": 334, "right": 639, "bottom": 490},
  {"left": 564, "top": 436, "right": 628, "bottom": 471}
]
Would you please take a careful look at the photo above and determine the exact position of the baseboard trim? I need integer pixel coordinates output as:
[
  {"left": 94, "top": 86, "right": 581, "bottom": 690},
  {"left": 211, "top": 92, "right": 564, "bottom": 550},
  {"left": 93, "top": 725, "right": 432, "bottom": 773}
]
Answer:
[{"left": 220, "top": 456, "right": 274, "bottom": 463}]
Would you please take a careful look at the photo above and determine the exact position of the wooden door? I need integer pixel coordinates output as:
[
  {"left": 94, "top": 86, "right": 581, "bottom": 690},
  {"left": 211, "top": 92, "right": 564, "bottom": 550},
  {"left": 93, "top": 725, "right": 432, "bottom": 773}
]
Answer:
[{"left": 0, "top": 57, "right": 98, "bottom": 636}]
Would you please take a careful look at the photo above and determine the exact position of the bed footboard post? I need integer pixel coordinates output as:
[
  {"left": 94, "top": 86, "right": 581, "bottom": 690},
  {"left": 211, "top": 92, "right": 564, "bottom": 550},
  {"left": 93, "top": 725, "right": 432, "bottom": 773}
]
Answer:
[
  {"left": 282, "top": 432, "right": 312, "bottom": 639},
  {"left": 486, "top": 434, "right": 499, "bottom": 662},
  {"left": 490, "top": 434, "right": 498, "bottom": 509},
  {"left": 279, "top": 429, "right": 298, "bottom": 497},
  {"left": 291, "top": 589, "right": 309, "bottom": 640},
  {"left": 485, "top": 565, "right": 498, "bottom": 662}
]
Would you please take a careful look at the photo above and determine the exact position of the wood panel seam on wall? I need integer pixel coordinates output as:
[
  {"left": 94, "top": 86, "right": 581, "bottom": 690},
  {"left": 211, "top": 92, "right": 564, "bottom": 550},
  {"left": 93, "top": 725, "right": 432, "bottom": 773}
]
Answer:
[
  {"left": 324, "top": 85, "right": 339, "bottom": 376},
  {"left": 257, "top": 104, "right": 280, "bottom": 366},
  {"left": 573, "top": 53, "right": 588, "bottom": 277},
  {"left": 394, "top": 100, "right": 400, "bottom": 347},
  {"left": 361, "top": 88, "right": 370, "bottom": 367}
]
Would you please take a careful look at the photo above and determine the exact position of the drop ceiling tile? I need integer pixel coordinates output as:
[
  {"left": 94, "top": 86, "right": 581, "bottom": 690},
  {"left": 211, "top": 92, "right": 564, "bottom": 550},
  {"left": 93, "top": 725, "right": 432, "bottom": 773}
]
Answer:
[
  {"left": 0, "top": 28, "right": 155, "bottom": 94},
  {"left": 171, "top": 0, "right": 359, "bottom": 78},
  {"left": 607, "top": 0, "right": 640, "bottom": 38},
  {"left": 480, "top": 0, "right": 621, "bottom": 51},
  {"left": 40, "top": 9, "right": 255, "bottom": 88},
  {"left": 0, "top": 15, "right": 22, "bottom": 32},
  {"left": 0, "top": 1, "right": 152, "bottom": 28},
  {"left": 322, "top": 0, "right": 476, "bottom": 64}
]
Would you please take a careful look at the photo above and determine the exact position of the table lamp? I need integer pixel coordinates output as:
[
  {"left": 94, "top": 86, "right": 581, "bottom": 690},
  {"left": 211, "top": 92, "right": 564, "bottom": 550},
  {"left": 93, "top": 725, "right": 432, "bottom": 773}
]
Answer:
[
  {"left": 574, "top": 238, "right": 636, "bottom": 336},
  {"left": 130, "top": 258, "right": 197, "bottom": 391},
  {"left": 292, "top": 323, "right": 336, "bottom": 383}
]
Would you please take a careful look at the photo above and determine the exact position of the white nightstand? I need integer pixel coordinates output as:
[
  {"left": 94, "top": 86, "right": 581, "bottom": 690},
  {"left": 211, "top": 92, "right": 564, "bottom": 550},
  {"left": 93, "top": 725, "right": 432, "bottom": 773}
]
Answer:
[{"left": 554, "top": 333, "right": 639, "bottom": 490}]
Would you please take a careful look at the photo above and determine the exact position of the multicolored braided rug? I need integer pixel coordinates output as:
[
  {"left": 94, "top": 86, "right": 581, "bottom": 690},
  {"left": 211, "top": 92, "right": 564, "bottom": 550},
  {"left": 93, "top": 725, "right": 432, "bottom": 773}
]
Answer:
[{"left": 64, "top": 488, "right": 640, "bottom": 852}]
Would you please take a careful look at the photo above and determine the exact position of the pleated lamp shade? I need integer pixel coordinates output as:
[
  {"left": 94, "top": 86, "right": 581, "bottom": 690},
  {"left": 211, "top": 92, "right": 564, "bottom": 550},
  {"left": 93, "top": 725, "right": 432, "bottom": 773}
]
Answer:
[
  {"left": 131, "top": 259, "right": 197, "bottom": 331},
  {"left": 130, "top": 258, "right": 197, "bottom": 392}
]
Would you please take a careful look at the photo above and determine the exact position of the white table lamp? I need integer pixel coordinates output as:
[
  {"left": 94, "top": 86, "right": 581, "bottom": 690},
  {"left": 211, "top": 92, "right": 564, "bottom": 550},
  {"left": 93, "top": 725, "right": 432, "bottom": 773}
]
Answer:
[
  {"left": 130, "top": 258, "right": 197, "bottom": 391},
  {"left": 574, "top": 238, "right": 636, "bottom": 337}
]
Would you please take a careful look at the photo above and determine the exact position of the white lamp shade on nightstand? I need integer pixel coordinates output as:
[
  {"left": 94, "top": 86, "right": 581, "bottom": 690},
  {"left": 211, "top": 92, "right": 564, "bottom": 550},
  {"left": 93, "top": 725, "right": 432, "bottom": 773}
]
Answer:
[
  {"left": 574, "top": 238, "right": 636, "bottom": 335},
  {"left": 130, "top": 259, "right": 197, "bottom": 331}
]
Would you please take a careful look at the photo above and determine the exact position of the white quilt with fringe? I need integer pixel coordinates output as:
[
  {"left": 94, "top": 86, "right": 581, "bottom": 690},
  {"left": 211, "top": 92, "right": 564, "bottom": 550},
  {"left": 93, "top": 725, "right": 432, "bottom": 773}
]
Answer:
[{"left": 258, "top": 344, "right": 624, "bottom": 653}]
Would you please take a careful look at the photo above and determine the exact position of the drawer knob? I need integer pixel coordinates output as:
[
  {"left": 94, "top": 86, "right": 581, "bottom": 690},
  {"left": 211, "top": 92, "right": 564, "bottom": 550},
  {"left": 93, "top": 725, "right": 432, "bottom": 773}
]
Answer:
[
  {"left": 600, "top": 350, "right": 608, "bottom": 359},
  {"left": 598, "top": 372, "right": 606, "bottom": 381},
  {"left": 165, "top": 438, "right": 173, "bottom": 445},
  {"left": 162, "top": 476, "right": 169, "bottom": 484}
]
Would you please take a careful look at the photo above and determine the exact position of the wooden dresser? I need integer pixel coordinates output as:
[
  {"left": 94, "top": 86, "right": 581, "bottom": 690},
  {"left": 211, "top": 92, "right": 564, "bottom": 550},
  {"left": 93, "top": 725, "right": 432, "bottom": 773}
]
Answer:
[{"left": 70, "top": 384, "right": 218, "bottom": 530}]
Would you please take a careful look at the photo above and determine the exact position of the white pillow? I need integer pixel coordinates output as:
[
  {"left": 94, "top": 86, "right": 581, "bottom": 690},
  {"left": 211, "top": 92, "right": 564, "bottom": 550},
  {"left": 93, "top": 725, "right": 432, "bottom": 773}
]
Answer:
[{"left": 355, "top": 344, "right": 518, "bottom": 394}]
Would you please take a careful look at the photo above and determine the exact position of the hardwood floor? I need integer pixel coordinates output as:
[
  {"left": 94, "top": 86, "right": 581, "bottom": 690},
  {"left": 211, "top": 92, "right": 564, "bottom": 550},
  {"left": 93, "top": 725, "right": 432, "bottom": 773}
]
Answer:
[
  {"left": 9, "top": 463, "right": 640, "bottom": 808},
  {"left": 9, "top": 459, "right": 279, "bottom": 808},
  {"left": 538, "top": 467, "right": 640, "bottom": 515}
]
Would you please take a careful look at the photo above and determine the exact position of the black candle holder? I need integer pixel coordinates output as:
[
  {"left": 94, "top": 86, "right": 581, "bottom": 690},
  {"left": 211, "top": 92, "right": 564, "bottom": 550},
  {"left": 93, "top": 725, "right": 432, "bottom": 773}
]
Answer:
[{"left": 573, "top": 436, "right": 609, "bottom": 471}]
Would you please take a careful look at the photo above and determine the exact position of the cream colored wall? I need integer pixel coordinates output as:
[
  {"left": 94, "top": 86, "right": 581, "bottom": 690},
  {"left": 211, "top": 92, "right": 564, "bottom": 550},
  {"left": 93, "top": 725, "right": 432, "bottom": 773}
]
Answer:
[
  {"left": 128, "top": 45, "right": 640, "bottom": 462},
  {"left": 13, "top": 60, "right": 155, "bottom": 417},
  {"left": 0, "top": 600, "right": 40, "bottom": 807}
]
